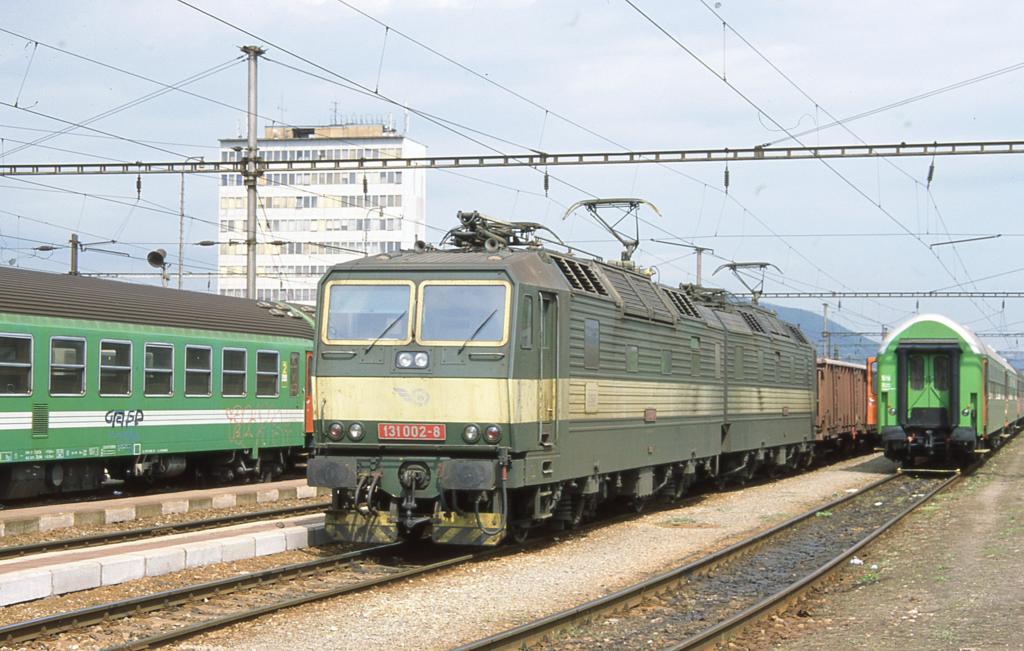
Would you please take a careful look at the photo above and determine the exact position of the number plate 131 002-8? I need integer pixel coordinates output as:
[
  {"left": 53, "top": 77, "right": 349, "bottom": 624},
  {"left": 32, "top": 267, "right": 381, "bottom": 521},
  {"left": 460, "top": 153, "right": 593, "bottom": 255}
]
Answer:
[{"left": 377, "top": 423, "right": 446, "bottom": 441}]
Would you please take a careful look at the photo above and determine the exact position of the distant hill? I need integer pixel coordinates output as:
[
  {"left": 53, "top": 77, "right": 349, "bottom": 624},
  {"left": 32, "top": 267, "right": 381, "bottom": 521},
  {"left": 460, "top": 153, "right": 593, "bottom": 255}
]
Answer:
[{"left": 762, "top": 303, "right": 880, "bottom": 363}]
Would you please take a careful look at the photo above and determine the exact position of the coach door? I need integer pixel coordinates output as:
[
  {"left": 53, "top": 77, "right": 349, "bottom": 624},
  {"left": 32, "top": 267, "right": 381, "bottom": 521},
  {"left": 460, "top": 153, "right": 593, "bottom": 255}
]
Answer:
[
  {"left": 903, "top": 349, "right": 954, "bottom": 428},
  {"left": 538, "top": 292, "right": 558, "bottom": 446}
]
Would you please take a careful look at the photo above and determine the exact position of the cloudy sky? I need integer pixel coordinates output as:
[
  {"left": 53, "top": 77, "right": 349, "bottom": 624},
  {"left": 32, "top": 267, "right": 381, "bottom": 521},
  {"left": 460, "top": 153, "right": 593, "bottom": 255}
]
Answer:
[{"left": 2, "top": 0, "right": 1023, "bottom": 351}]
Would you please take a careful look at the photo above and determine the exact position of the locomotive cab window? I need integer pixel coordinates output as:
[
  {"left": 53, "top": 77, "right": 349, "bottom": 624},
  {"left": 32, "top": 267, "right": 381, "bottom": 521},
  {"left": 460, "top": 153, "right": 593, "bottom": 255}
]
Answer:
[
  {"left": 222, "top": 348, "right": 247, "bottom": 397},
  {"left": 144, "top": 343, "right": 174, "bottom": 396},
  {"left": 257, "top": 351, "right": 280, "bottom": 397},
  {"left": 50, "top": 337, "right": 85, "bottom": 396},
  {"left": 417, "top": 280, "right": 511, "bottom": 346},
  {"left": 185, "top": 346, "right": 212, "bottom": 397},
  {"left": 0, "top": 334, "right": 32, "bottom": 395},
  {"left": 321, "top": 280, "right": 413, "bottom": 345},
  {"left": 99, "top": 340, "right": 132, "bottom": 396}
]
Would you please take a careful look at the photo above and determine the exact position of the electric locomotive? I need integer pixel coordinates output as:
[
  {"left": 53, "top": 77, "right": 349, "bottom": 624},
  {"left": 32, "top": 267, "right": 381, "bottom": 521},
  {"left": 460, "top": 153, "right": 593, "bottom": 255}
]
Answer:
[
  {"left": 308, "top": 208, "right": 819, "bottom": 545},
  {"left": 877, "top": 314, "right": 1022, "bottom": 467}
]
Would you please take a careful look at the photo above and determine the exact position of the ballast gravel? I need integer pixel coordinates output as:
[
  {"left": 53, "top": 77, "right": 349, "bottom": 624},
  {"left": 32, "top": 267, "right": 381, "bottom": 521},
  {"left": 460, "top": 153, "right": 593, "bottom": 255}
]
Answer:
[{"left": 178, "top": 454, "right": 894, "bottom": 651}]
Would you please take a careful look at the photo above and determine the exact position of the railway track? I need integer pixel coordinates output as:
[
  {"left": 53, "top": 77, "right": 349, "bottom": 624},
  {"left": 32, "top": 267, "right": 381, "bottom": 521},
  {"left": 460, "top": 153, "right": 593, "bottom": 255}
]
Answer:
[
  {"left": 0, "top": 541, "right": 487, "bottom": 650},
  {"left": 0, "top": 501, "right": 330, "bottom": 561},
  {"left": 457, "top": 470, "right": 959, "bottom": 650}
]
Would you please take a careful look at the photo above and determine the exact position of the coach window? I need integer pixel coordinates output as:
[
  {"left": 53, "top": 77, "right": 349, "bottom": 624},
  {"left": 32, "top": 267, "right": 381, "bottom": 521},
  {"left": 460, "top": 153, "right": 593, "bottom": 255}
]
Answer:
[
  {"left": 222, "top": 348, "right": 247, "bottom": 397},
  {"left": 145, "top": 344, "right": 174, "bottom": 396},
  {"left": 50, "top": 337, "right": 86, "bottom": 396},
  {"left": 257, "top": 351, "right": 280, "bottom": 397},
  {"left": 99, "top": 340, "right": 132, "bottom": 396},
  {"left": 0, "top": 334, "right": 32, "bottom": 395},
  {"left": 185, "top": 346, "right": 212, "bottom": 397}
]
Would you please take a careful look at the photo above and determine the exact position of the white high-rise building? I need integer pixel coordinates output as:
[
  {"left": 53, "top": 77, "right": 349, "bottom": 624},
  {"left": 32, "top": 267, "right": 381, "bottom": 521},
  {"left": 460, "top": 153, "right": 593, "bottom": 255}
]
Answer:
[{"left": 217, "top": 122, "right": 426, "bottom": 303}]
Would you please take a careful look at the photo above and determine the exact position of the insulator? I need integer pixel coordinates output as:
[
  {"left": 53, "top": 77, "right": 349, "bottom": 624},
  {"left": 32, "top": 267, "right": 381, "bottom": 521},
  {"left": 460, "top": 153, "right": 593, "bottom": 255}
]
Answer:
[
  {"left": 926, "top": 161, "right": 935, "bottom": 188},
  {"left": 543, "top": 169, "right": 549, "bottom": 196},
  {"left": 362, "top": 176, "right": 368, "bottom": 195},
  {"left": 135, "top": 174, "right": 142, "bottom": 199},
  {"left": 723, "top": 166, "right": 730, "bottom": 193}
]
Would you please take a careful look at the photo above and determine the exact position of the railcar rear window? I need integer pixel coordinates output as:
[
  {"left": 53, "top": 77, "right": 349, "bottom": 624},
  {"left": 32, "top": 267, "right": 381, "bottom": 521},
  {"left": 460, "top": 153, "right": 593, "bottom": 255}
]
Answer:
[
  {"left": 0, "top": 335, "right": 32, "bottom": 395},
  {"left": 324, "top": 283, "right": 411, "bottom": 342},
  {"left": 419, "top": 284, "right": 508, "bottom": 344},
  {"left": 908, "top": 355, "right": 924, "bottom": 390}
]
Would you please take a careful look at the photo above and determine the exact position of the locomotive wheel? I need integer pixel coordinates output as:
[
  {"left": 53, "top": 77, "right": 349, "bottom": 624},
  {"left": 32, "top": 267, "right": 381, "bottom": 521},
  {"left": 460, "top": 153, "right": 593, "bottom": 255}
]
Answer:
[{"left": 508, "top": 524, "right": 530, "bottom": 544}]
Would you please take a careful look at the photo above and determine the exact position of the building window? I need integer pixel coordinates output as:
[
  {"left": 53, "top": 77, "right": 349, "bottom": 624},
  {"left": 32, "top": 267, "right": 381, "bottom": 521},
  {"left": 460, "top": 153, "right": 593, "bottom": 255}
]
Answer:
[
  {"left": 0, "top": 334, "right": 32, "bottom": 395},
  {"left": 222, "top": 348, "right": 247, "bottom": 397},
  {"left": 145, "top": 343, "right": 174, "bottom": 396},
  {"left": 50, "top": 337, "right": 86, "bottom": 395},
  {"left": 99, "top": 340, "right": 132, "bottom": 396},
  {"left": 257, "top": 351, "right": 279, "bottom": 397}
]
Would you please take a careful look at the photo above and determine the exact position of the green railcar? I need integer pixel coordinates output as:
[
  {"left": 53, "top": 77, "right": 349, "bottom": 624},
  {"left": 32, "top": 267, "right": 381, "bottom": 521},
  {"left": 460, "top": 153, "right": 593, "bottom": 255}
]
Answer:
[
  {"left": 308, "top": 214, "right": 817, "bottom": 545},
  {"left": 877, "top": 314, "right": 1022, "bottom": 466},
  {"left": 0, "top": 267, "right": 314, "bottom": 500}
]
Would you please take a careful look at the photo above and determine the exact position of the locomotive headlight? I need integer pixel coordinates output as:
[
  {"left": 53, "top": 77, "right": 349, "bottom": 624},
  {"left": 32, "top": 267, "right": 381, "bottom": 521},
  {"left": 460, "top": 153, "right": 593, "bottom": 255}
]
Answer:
[
  {"left": 484, "top": 424, "right": 502, "bottom": 444},
  {"left": 348, "top": 422, "right": 365, "bottom": 441},
  {"left": 396, "top": 352, "right": 414, "bottom": 368},
  {"left": 463, "top": 424, "right": 480, "bottom": 444},
  {"left": 327, "top": 422, "right": 345, "bottom": 441},
  {"left": 414, "top": 352, "right": 429, "bottom": 368},
  {"left": 888, "top": 407, "right": 897, "bottom": 415}
]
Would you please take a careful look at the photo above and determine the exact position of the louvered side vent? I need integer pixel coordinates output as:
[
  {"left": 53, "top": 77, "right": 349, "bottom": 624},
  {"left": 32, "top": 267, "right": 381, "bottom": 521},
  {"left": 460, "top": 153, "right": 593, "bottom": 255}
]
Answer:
[
  {"left": 600, "top": 267, "right": 650, "bottom": 315},
  {"left": 580, "top": 265, "right": 608, "bottom": 295},
  {"left": 665, "top": 290, "right": 702, "bottom": 319},
  {"left": 32, "top": 404, "right": 49, "bottom": 436},
  {"left": 787, "top": 324, "right": 810, "bottom": 344},
  {"left": 740, "top": 312, "right": 766, "bottom": 334},
  {"left": 553, "top": 257, "right": 583, "bottom": 290},
  {"left": 553, "top": 257, "right": 609, "bottom": 296}
]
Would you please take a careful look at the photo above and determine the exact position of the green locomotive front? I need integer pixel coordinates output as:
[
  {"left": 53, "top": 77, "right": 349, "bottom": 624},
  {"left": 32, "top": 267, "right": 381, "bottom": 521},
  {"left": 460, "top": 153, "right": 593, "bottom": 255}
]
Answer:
[
  {"left": 877, "top": 314, "right": 1022, "bottom": 466},
  {"left": 0, "top": 267, "right": 313, "bottom": 500},
  {"left": 308, "top": 215, "right": 817, "bottom": 545}
]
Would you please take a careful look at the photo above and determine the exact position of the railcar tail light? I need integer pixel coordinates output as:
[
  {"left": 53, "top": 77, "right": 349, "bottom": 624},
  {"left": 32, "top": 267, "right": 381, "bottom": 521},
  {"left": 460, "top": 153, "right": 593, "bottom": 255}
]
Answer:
[
  {"left": 484, "top": 425, "right": 502, "bottom": 444},
  {"left": 463, "top": 424, "right": 480, "bottom": 444},
  {"left": 396, "top": 352, "right": 414, "bottom": 368},
  {"left": 327, "top": 422, "right": 345, "bottom": 441},
  {"left": 888, "top": 407, "right": 896, "bottom": 415},
  {"left": 962, "top": 407, "right": 972, "bottom": 417},
  {"left": 348, "top": 422, "right": 365, "bottom": 441},
  {"left": 414, "top": 352, "right": 429, "bottom": 368}
]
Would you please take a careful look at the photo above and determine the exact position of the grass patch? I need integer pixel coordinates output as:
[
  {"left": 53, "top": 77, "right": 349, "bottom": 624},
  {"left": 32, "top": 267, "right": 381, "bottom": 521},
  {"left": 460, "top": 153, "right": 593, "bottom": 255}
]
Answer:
[{"left": 815, "top": 510, "right": 833, "bottom": 518}]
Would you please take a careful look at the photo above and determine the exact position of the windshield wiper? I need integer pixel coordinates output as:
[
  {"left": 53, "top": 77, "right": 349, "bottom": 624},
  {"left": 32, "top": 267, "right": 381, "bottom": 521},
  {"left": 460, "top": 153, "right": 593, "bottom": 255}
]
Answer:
[
  {"left": 458, "top": 309, "right": 499, "bottom": 355},
  {"left": 364, "top": 311, "right": 408, "bottom": 353}
]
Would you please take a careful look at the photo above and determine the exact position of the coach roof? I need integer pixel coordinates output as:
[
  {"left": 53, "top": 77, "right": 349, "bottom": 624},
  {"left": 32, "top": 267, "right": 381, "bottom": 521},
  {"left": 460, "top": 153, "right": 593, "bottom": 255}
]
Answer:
[{"left": 0, "top": 266, "right": 312, "bottom": 340}]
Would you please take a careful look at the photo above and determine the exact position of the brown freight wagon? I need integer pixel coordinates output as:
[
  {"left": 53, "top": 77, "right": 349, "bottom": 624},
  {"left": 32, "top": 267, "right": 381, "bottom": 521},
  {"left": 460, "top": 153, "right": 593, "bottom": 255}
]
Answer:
[{"left": 816, "top": 358, "right": 875, "bottom": 444}]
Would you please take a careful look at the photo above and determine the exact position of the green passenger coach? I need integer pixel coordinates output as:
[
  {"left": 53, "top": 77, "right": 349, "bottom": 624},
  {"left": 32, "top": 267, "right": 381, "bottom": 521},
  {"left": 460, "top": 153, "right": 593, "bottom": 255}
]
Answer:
[
  {"left": 308, "top": 213, "right": 818, "bottom": 545},
  {"left": 0, "top": 267, "right": 314, "bottom": 500},
  {"left": 877, "top": 313, "right": 1022, "bottom": 466}
]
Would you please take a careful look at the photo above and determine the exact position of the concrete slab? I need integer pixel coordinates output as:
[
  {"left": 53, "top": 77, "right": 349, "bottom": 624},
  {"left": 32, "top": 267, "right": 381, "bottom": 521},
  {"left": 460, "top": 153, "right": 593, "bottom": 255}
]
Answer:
[
  {"left": 51, "top": 560, "right": 101, "bottom": 595},
  {"left": 38, "top": 513, "right": 75, "bottom": 533},
  {"left": 104, "top": 506, "right": 136, "bottom": 524},
  {"left": 252, "top": 530, "right": 287, "bottom": 556},
  {"left": 143, "top": 547, "right": 185, "bottom": 576},
  {"left": 221, "top": 536, "right": 256, "bottom": 562},
  {"left": 256, "top": 489, "right": 280, "bottom": 503},
  {"left": 100, "top": 555, "right": 146, "bottom": 585},
  {"left": 296, "top": 485, "right": 317, "bottom": 499},
  {"left": 0, "top": 568, "right": 52, "bottom": 606},
  {"left": 162, "top": 499, "right": 189, "bottom": 515},
  {"left": 184, "top": 540, "right": 223, "bottom": 568},
  {"left": 283, "top": 525, "right": 310, "bottom": 550},
  {"left": 212, "top": 493, "right": 237, "bottom": 509}
]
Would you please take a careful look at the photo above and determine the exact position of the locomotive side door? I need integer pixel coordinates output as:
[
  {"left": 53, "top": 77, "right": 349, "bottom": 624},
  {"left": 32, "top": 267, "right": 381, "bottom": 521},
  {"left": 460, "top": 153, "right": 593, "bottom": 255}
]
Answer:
[{"left": 538, "top": 292, "right": 558, "bottom": 446}]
